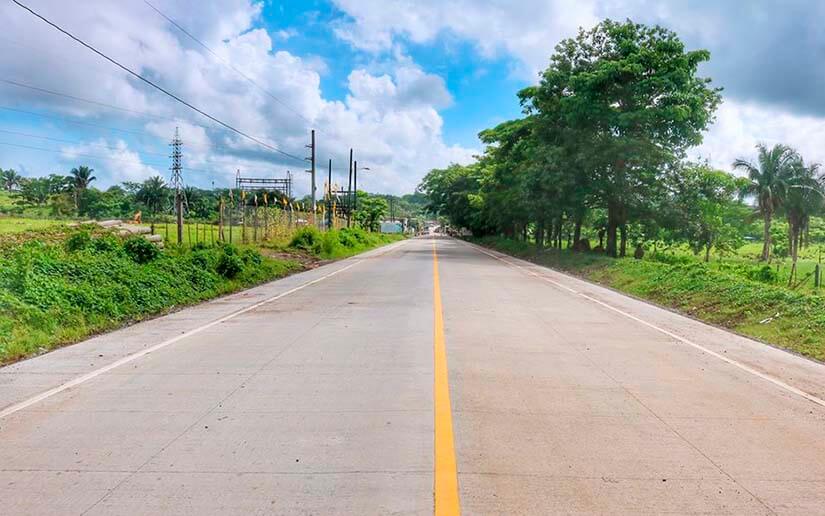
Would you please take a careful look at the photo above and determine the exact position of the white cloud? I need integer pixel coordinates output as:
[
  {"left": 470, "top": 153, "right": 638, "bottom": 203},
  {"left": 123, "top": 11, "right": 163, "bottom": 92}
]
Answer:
[
  {"left": 60, "top": 139, "right": 161, "bottom": 183},
  {"left": 331, "top": 0, "right": 598, "bottom": 78},
  {"left": 0, "top": 0, "right": 475, "bottom": 194},
  {"left": 694, "top": 100, "right": 825, "bottom": 174}
]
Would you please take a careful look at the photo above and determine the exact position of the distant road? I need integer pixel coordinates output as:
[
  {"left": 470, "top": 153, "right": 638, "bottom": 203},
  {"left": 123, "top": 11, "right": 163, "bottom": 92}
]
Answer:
[{"left": 2, "top": 237, "right": 824, "bottom": 514}]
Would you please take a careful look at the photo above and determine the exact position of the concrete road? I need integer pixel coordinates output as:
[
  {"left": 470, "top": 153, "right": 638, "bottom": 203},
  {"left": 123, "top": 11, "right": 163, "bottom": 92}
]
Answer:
[{"left": 2, "top": 237, "right": 825, "bottom": 515}]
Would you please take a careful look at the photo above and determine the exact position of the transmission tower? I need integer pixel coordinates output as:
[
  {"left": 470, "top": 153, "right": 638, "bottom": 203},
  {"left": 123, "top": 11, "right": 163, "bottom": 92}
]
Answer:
[{"left": 170, "top": 127, "right": 184, "bottom": 244}]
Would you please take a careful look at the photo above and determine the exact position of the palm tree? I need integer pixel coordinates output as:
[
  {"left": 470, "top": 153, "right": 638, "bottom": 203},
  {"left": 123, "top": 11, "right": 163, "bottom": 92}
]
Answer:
[
  {"left": 136, "top": 176, "right": 170, "bottom": 215},
  {"left": 733, "top": 143, "right": 799, "bottom": 261},
  {"left": 1, "top": 168, "right": 22, "bottom": 191},
  {"left": 783, "top": 160, "right": 824, "bottom": 283},
  {"left": 68, "top": 165, "right": 96, "bottom": 210}
]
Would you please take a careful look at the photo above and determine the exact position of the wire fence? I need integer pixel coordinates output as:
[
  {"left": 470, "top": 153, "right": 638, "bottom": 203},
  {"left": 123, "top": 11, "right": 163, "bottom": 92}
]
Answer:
[{"left": 145, "top": 204, "right": 347, "bottom": 247}]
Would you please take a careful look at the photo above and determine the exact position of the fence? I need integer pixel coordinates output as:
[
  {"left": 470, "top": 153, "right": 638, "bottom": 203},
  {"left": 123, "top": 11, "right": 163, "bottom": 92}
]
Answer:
[{"left": 146, "top": 204, "right": 347, "bottom": 247}]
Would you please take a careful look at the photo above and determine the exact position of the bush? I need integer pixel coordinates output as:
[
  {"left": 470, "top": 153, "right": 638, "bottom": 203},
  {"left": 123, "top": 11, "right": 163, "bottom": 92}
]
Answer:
[
  {"left": 65, "top": 231, "right": 92, "bottom": 252},
  {"left": 190, "top": 249, "right": 213, "bottom": 269},
  {"left": 322, "top": 231, "right": 341, "bottom": 255},
  {"left": 91, "top": 234, "right": 122, "bottom": 254},
  {"left": 123, "top": 237, "right": 160, "bottom": 264},
  {"left": 241, "top": 248, "right": 263, "bottom": 267},
  {"left": 216, "top": 251, "right": 244, "bottom": 278},
  {"left": 289, "top": 227, "right": 323, "bottom": 254}
]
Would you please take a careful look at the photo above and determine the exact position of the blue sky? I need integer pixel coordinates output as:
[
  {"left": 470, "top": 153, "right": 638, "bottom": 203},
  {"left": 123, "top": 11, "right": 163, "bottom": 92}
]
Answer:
[{"left": 2, "top": 0, "right": 825, "bottom": 195}]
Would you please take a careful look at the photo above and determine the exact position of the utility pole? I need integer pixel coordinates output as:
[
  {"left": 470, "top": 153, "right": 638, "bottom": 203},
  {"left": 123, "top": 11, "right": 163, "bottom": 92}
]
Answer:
[
  {"left": 169, "top": 127, "right": 184, "bottom": 245},
  {"left": 327, "top": 158, "right": 333, "bottom": 229},
  {"left": 305, "top": 130, "right": 316, "bottom": 225},
  {"left": 347, "top": 148, "right": 353, "bottom": 227},
  {"left": 353, "top": 160, "right": 358, "bottom": 212}
]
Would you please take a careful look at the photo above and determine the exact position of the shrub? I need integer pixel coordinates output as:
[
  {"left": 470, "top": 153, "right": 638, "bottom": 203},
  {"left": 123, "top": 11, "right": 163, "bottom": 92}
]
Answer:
[
  {"left": 91, "top": 234, "right": 122, "bottom": 254},
  {"left": 190, "top": 249, "right": 212, "bottom": 269},
  {"left": 65, "top": 231, "right": 92, "bottom": 252},
  {"left": 289, "top": 227, "right": 322, "bottom": 254},
  {"left": 123, "top": 237, "right": 160, "bottom": 264},
  {"left": 322, "top": 231, "right": 341, "bottom": 255},
  {"left": 241, "top": 248, "right": 262, "bottom": 267},
  {"left": 192, "top": 241, "right": 210, "bottom": 251},
  {"left": 216, "top": 251, "right": 244, "bottom": 278}
]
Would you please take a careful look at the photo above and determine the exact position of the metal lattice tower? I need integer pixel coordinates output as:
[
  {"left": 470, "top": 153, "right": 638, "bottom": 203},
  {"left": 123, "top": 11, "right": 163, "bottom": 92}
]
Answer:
[
  {"left": 169, "top": 127, "right": 184, "bottom": 244},
  {"left": 170, "top": 127, "right": 183, "bottom": 194}
]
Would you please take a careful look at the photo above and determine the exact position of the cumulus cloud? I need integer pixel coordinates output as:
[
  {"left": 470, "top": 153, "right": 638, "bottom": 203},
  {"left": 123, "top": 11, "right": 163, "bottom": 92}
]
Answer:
[
  {"left": 331, "top": 0, "right": 825, "bottom": 170},
  {"left": 0, "top": 0, "right": 475, "bottom": 193},
  {"left": 693, "top": 100, "right": 825, "bottom": 174},
  {"left": 60, "top": 139, "right": 161, "bottom": 183}
]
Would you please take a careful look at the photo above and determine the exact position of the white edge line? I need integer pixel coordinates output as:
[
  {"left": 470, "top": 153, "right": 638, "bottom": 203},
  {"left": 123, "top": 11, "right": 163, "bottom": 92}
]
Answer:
[
  {"left": 464, "top": 239, "right": 825, "bottom": 409},
  {"left": 0, "top": 241, "right": 406, "bottom": 419}
]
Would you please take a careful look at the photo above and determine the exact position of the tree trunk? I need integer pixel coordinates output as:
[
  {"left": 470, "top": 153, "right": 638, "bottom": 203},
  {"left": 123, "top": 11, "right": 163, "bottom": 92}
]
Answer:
[
  {"left": 704, "top": 243, "right": 711, "bottom": 263},
  {"left": 536, "top": 221, "right": 544, "bottom": 251},
  {"left": 761, "top": 212, "right": 772, "bottom": 261},
  {"left": 619, "top": 224, "right": 628, "bottom": 257}
]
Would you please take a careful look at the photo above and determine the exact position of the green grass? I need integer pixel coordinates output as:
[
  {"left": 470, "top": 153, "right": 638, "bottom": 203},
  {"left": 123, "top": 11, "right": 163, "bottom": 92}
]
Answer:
[
  {"left": 0, "top": 223, "right": 403, "bottom": 365},
  {"left": 0, "top": 217, "right": 66, "bottom": 234},
  {"left": 0, "top": 233, "right": 302, "bottom": 364},
  {"left": 282, "top": 226, "right": 404, "bottom": 259},
  {"left": 473, "top": 236, "right": 825, "bottom": 362}
]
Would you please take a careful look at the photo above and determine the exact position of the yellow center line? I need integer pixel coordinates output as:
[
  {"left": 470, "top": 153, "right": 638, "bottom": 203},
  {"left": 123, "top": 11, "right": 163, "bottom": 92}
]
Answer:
[{"left": 432, "top": 239, "right": 461, "bottom": 515}]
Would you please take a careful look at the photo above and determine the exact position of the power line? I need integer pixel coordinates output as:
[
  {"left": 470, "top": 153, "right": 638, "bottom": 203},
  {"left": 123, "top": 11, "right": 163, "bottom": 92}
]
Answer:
[
  {"left": 0, "top": 140, "right": 216, "bottom": 175},
  {"left": 0, "top": 128, "right": 169, "bottom": 159},
  {"left": 142, "top": 0, "right": 322, "bottom": 136},
  {"left": 0, "top": 78, "right": 174, "bottom": 122},
  {"left": 9, "top": 0, "right": 306, "bottom": 164},
  {"left": 0, "top": 127, "right": 287, "bottom": 170},
  {"left": 0, "top": 106, "right": 294, "bottom": 161}
]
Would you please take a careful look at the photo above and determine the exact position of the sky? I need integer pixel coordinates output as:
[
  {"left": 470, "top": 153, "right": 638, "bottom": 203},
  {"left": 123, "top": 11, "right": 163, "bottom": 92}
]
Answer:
[{"left": 1, "top": 0, "right": 824, "bottom": 196}]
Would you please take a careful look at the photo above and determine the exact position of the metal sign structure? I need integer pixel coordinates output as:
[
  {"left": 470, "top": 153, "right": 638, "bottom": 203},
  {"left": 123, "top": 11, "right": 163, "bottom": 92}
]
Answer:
[{"left": 235, "top": 171, "right": 293, "bottom": 199}]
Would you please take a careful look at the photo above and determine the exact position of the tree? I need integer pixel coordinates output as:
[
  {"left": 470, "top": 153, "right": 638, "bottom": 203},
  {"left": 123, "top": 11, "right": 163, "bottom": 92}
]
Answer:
[
  {"left": 135, "top": 176, "right": 170, "bottom": 215},
  {"left": 733, "top": 143, "right": 799, "bottom": 261},
  {"left": 521, "top": 19, "right": 721, "bottom": 256},
  {"left": 667, "top": 163, "right": 742, "bottom": 261},
  {"left": 1, "top": 169, "right": 22, "bottom": 191},
  {"left": 782, "top": 159, "right": 824, "bottom": 282},
  {"left": 352, "top": 192, "right": 388, "bottom": 232},
  {"left": 68, "top": 165, "right": 96, "bottom": 212}
]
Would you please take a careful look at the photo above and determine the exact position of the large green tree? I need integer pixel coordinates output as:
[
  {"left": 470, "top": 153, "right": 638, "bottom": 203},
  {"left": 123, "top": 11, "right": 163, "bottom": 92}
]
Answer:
[{"left": 521, "top": 19, "right": 721, "bottom": 256}]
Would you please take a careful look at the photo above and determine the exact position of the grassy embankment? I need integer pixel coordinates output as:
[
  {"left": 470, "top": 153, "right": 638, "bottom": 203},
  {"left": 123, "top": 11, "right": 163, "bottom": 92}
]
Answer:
[
  {"left": 472, "top": 236, "right": 825, "bottom": 362},
  {"left": 0, "top": 224, "right": 402, "bottom": 364}
]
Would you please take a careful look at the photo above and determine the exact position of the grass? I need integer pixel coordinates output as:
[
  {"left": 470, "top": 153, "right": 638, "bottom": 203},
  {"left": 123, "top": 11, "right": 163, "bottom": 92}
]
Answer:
[
  {"left": 473, "top": 236, "right": 825, "bottom": 362},
  {"left": 0, "top": 217, "right": 65, "bottom": 234},
  {"left": 0, "top": 222, "right": 403, "bottom": 365},
  {"left": 281, "top": 226, "right": 404, "bottom": 260}
]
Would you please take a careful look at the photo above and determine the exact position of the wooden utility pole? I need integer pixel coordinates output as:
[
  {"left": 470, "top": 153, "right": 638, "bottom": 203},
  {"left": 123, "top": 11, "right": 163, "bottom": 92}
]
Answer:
[
  {"left": 347, "top": 148, "right": 353, "bottom": 227},
  {"left": 306, "top": 130, "right": 316, "bottom": 226},
  {"left": 327, "top": 158, "right": 333, "bottom": 229}
]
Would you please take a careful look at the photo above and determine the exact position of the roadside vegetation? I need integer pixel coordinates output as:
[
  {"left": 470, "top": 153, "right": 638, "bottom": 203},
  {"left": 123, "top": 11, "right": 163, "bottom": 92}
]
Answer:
[
  {"left": 420, "top": 19, "right": 825, "bottom": 362},
  {"left": 474, "top": 237, "right": 825, "bottom": 362},
  {"left": 0, "top": 222, "right": 402, "bottom": 365}
]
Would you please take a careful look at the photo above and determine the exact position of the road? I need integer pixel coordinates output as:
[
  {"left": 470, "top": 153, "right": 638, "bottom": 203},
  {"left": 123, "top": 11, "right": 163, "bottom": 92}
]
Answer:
[{"left": 2, "top": 236, "right": 825, "bottom": 515}]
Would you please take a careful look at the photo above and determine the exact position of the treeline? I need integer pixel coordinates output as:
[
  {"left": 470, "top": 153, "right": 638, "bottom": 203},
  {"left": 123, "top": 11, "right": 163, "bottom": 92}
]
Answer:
[
  {"left": 418, "top": 20, "right": 824, "bottom": 274},
  {"left": 1, "top": 166, "right": 428, "bottom": 231}
]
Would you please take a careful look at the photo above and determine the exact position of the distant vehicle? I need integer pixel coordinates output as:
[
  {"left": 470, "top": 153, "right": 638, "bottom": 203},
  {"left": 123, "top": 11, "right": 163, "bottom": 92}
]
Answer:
[{"left": 380, "top": 221, "right": 403, "bottom": 234}]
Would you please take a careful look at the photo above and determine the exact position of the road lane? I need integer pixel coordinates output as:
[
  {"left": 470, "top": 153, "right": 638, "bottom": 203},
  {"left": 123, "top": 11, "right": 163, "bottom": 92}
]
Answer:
[
  {"left": 1, "top": 239, "right": 434, "bottom": 515},
  {"left": 437, "top": 238, "right": 825, "bottom": 514},
  {"left": 2, "top": 236, "right": 825, "bottom": 515}
]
